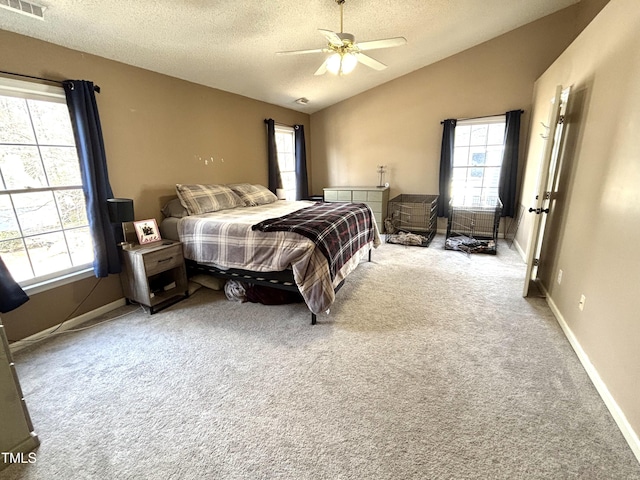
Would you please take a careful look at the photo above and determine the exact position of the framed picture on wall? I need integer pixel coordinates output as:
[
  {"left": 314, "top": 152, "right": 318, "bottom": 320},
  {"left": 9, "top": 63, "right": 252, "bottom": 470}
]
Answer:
[{"left": 133, "top": 219, "right": 162, "bottom": 245}]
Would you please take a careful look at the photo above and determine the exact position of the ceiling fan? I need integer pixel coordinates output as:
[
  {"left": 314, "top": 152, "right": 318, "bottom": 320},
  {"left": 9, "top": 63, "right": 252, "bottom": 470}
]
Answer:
[{"left": 276, "top": 0, "right": 407, "bottom": 76}]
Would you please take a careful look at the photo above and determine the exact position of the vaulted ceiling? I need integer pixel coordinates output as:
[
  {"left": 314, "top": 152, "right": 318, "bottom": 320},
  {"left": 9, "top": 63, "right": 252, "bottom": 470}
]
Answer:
[{"left": 0, "top": 0, "right": 580, "bottom": 113}]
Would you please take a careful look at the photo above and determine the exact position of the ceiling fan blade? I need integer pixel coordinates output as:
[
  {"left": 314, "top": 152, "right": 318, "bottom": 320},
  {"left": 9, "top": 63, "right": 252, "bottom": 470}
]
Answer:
[
  {"left": 355, "top": 53, "right": 387, "bottom": 71},
  {"left": 357, "top": 36, "right": 407, "bottom": 51},
  {"left": 314, "top": 60, "right": 328, "bottom": 76},
  {"left": 318, "top": 29, "right": 343, "bottom": 46},
  {"left": 276, "top": 48, "right": 326, "bottom": 56}
]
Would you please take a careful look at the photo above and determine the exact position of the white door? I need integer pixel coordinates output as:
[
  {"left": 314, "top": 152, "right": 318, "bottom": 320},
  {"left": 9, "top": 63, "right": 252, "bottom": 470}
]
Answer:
[{"left": 523, "top": 85, "right": 571, "bottom": 297}]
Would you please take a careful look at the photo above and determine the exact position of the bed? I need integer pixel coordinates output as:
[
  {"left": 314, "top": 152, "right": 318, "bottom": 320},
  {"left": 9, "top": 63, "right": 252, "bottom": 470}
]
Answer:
[{"left": 159, "top": 183, "right": 381, "bottom": 324}]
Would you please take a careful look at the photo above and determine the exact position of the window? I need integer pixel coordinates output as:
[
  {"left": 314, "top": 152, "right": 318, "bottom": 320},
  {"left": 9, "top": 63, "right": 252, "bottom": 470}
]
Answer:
[
  {"left": 0, "top": 78, "right": 93, "bottom": 288},
  {"left": 274, "top": 125, "right": 296, "bottom": 200},
  {"left": 451, "top": 116, "right": 506, "bottom": 207}
]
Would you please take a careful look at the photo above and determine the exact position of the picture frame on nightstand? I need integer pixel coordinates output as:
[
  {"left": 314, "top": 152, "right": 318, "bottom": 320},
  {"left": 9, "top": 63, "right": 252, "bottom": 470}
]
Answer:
[{"left": 133, "top": 219, "right": 162, "bottom": 245}]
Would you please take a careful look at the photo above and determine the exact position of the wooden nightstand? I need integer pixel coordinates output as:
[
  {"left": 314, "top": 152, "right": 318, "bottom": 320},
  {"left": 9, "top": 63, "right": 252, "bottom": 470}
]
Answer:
[{"left": 119, "top": 240, "right": 189, "bottom": 314}]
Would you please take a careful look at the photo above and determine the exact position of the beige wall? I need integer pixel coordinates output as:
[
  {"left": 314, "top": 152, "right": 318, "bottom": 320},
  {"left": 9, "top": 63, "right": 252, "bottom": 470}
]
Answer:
[
  {"left": 0, "top": 30, "right": 309, "bottom": 341},
  {"left": 517, "top": 0, "right": 640, "bottom": 441},
  {"left": 308, "top": 3, "right": 603, "bottom": 206}
]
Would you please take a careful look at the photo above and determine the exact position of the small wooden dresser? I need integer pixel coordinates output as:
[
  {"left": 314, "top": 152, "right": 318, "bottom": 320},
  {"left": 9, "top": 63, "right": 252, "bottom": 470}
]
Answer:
[{"left": 323, "top": 186, "right": 390, "bottom": 229}]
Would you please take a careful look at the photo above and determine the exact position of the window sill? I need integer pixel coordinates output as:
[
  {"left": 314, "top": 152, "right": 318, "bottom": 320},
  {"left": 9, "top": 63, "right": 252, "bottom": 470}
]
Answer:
[{"left": 22, "top": 268, "right": 95, "bottom": 296}]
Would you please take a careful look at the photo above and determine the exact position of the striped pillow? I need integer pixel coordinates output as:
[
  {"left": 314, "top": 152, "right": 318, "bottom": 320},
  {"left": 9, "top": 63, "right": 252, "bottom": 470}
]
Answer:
[
  {"left": 175, "top": 184, "right": 245, "bottom": 215},
  {"left": 227, "top": 184, "right": 278, "bottom": 207}
]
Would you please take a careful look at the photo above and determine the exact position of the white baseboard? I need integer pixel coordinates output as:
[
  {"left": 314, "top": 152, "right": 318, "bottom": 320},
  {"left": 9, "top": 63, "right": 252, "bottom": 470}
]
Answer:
[
  {"left": 9, "top": 298, "right": 127, "bottom": 354},
  {"left": 512, "top": 237, "right": 526, "bottom": 262},
  {"left": 544, "top": 291, "right": 640, "bottom": 464}
]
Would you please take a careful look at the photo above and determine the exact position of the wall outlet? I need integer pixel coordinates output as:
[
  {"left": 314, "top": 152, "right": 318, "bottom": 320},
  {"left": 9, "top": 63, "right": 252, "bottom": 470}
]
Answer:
[
  {"left": 579, "top": 294, "right": 586, "bottom": 311},
  {"left": 557, "top": 269, "right": 563, "bottom": 285}
]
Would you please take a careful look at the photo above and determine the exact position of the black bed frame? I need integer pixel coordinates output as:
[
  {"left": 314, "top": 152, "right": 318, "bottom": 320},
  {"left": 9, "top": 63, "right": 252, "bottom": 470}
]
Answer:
[{"left": 185, "top": 249, "right": 372, "bottom": 325}]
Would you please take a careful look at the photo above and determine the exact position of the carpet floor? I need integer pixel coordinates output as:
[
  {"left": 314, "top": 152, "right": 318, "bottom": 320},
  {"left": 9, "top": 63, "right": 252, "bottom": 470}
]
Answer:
[{"left": 2, "top": 235, "right": 639, "bottom": 479}]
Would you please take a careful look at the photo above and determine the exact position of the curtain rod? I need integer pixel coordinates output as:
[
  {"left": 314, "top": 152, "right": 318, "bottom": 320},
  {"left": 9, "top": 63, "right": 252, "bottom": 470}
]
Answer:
[
  {"left": 460, "top": 109, "right": 524, "bottom": 121},
  {"left": 441, "top": 110, "right": 524, "bottom": 124},
  {"left": 264, "top": 118, "right": 294, "bottom": 128},
  {"left": 0, "top": 70, "right": 101, "bottom": 93}
]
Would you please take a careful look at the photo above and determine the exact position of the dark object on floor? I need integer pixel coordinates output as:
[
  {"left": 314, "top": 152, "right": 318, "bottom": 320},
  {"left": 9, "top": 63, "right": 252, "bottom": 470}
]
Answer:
[{"left": 246, "top": 284, "right": 304, "bottom": 305}]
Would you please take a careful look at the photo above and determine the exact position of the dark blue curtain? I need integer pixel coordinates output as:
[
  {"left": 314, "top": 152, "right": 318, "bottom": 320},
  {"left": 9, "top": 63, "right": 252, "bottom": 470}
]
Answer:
[
  {"left": 294, "top": 125, "right": 309, "bottom": 200},
  {"left": 437, "top": 119, "right": 457, "bottom": 217},
  {"left": 499, "top": 110, "right": 523, "bottom": 218},
  {"left": 0, "top": 256, "right": 29, "bottom": 313},
  {"left": 63, "top": 80, "right": 120, "bottom": 277},
  {"left": 265, "top": 119, "right": 282, "bottom": 193}
]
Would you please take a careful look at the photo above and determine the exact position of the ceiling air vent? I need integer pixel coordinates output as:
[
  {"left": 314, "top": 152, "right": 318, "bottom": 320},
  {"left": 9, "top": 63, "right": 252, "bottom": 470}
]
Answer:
[{"left": 0, "top": 0, "right": 46, "bottom": 20}]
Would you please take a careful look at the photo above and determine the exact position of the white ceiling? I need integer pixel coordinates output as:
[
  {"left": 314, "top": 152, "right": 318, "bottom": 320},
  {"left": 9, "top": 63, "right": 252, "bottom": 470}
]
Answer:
[{"left": 0, "top": 0, "right": 580, "bottom": 114}]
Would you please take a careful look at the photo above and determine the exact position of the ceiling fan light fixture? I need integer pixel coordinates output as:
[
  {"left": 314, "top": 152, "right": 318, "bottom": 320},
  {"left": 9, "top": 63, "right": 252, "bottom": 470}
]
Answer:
[
  {"left": 326, "top": 52, "right": 357, "bottom": 75},
  {"left": 276, "top": 0, "right": 406, "bottom": 76},
  {"left": 342, "top": 53, "right": 358, "bottom": 74},
  {"left": 326, "top": 53, "right": 341, "bottom": 74}
]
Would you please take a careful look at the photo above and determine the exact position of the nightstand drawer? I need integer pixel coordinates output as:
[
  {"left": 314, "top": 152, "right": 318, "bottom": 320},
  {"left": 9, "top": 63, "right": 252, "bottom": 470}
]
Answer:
[{"left": 144, "top": 244, "right": 183, "bottom": 276}]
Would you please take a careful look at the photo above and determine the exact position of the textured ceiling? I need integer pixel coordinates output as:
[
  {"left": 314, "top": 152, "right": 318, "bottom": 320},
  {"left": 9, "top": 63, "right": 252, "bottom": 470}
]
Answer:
[{"left": 0, "top": 0, "right": 580, "bottom": 113}]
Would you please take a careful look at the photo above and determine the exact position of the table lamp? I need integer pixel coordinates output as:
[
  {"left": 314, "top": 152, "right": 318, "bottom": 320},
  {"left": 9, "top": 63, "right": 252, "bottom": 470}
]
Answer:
[{"left": 107, "top": 198, "right": 135, "bottom": 248}]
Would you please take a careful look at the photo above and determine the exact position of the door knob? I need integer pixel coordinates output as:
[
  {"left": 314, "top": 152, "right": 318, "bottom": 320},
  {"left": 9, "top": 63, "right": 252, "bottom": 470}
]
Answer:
[{"left": 528, "top": 208, "right": 549, "bottom": 214}]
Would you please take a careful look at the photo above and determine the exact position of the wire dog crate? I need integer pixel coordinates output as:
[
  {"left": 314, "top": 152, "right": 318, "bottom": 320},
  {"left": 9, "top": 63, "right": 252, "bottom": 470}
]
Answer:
[
  {"left": 386, "top": 194, "right": 438, "bottom": 246},
  {"left": 445, "top": 198, "right": 502, "bottom": 254}
]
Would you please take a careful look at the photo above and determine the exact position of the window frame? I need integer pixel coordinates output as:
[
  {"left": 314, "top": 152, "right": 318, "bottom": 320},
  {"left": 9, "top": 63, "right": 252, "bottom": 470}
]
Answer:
[
  {"left": 274, "top": 125, "right": 297, "bottom": 201},
  {"left": 0, "top": 77, "right": 94, "bottom": 294},
  {"left": 451, "top": 115, "right": 506, "bottom": 208}
]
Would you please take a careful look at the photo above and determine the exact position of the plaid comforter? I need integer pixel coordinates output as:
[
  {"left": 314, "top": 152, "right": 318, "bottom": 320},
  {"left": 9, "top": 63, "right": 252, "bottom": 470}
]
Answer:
[
  {"left": 252, "top": 202, "right": 376, "bottom": 281},
  {"left": 178, "top": 201, "right": 380, "bottom": 314}
]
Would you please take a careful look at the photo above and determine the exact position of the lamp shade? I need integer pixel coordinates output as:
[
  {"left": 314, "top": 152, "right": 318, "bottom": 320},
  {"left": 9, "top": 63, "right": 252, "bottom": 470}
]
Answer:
[{"left": 107, "top": 198, "right": 134, "bottom": 223}]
